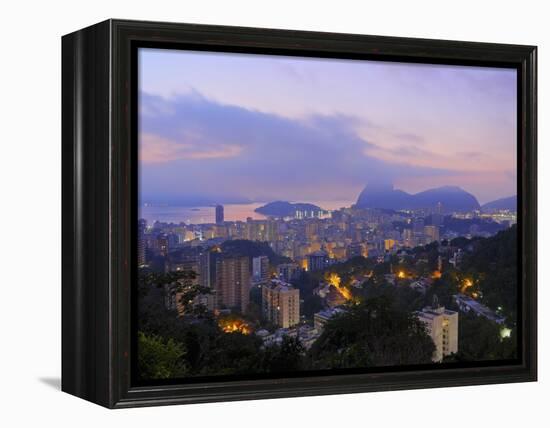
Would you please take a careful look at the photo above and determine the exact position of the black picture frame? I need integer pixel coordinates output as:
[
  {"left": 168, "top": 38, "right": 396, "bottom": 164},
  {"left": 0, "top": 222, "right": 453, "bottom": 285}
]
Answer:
[{"left": 62, "top": 19, "right": 537, "bottom": 409}]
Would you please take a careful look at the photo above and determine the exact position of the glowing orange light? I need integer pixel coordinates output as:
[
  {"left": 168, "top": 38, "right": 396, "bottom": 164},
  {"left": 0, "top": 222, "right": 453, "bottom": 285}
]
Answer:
[
  {"left": 460, "top": 278, "right": 474, "bottom": 294},
  {"left": 397, "top": 271, "right": 406, "bottom": 279},
  {"left": 432, "top": 270, "right": 442, "bottom": 279},
  {"left": 326, "top": 272, "right": 352, "bottom": 301},
  {"left": 218, "top": 317, "right": 252, "bottom": 335}
]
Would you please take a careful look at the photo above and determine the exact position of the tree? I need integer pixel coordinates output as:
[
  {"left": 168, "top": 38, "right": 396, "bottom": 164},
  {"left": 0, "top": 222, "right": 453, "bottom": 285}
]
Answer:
[
  {"left": 198, "top": 329, "right": 264, "bottom": 376},
  {"left": 461, "top": 225, "right": 518, "bottom": 323},
  {"left": 138, "top": 267, "right": 212, "bottom": 318},
  {"left": 261, "top": 336, "right": 305, "bottom": 372},
  {"left": 364, "top": 281, "right": 425, "bottom": 313},
  {"left": 137, "top": 331, "right": 188, "bottom": 379},
  {"left": 309, "top": 297, "right": 435, "bottom": 369},
  {"left": 450, "top": 313, "right": 517, "bottom": 361},
  {"left": 220, "top": 239, "right": 291, "bottom": 266},
  {"left": 138, "top": 268, "right": 198, "bottom": 299},
  {"left": 302, "top": 294, "right": 325, "bottom": 318}
]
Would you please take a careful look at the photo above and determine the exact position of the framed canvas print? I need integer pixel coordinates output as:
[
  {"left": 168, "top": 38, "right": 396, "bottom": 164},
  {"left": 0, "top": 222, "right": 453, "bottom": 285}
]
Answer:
[{"left": 62, "top": 19, "right": 537, "bottom": 408}]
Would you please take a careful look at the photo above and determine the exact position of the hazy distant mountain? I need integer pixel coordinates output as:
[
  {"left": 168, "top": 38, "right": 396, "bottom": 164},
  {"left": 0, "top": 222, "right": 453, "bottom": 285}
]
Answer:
[
  {"left": 355, "top": 184, "right": 480, "bottom": 212},
  {"left": 481, "top": 195, "right": 517, "bottom": 211},
  {"left": 255, "top": 201, "right": 324, "bottom": 217}
]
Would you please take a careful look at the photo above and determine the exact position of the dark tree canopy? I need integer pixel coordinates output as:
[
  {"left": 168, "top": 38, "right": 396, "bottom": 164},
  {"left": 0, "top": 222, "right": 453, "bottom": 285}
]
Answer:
[
  {"left": 137, "top": 332, "right": 188, "bottom": 379},
  {"left": 220, "top": 239, "right": 291, "bottom": 265},
  {"left": 308, "top": 297, "right": 435, "bottom": 369}
]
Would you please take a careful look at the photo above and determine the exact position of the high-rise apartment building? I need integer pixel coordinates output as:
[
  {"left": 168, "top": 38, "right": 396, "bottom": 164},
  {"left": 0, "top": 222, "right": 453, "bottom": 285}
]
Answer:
[
  {"left": 276, "top": 263, "right": 300, "bottom": 282},
  {"left": 307, "top": 250, "right": 328, "bottom": 271},
  {"left": 384, "top": 239, "right": 397, "bottom": 251},
  {"left": 415, "top": 300, "right": 458, "bottom": 362},
  {"left": 424, "top": 225, "right": 440, "bottom": 243},
  {"left": 138, "top": 219, "right": 147, "bottom": 266},
  {"left": 305, "top": 222, "right": 319, "bottom": 241},
  {"left": 412, "top": 218, "right": 426, "bottom": 245},
  {"left": 198, "top": 247, "right": 222, "bottom": 289},
  {"left": 245, "top": 219, "right": 266, "bottom": 241},
  {"left": 402, "top": 228, "right": 415, "bottom": 247},
  {"left": 252, "top": 255, "right": 270, "bottom": 282},
  {"left": 347, "top": 243, "right": 367, "bottom": 259},
  {"left": 157, "top": 234, "right": 169, "bottom": 257},
  {"left": 261, "top": 279, "right": 300, "bottom": 328},
  {"left": 215, "top": 204, "right": 224, "bottom": 224},
  {"left": 431, "top": 203, "right": 444, "bottom": 227},
  {"left": 215, "top": 256, "right": 250, "bottom": 313}
]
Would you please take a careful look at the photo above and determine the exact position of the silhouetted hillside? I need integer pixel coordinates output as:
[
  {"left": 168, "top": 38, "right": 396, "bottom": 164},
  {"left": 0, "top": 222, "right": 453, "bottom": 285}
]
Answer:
[
  {"left": 355, "top": 184, "right": 480, "bottom": 212},
  {"left": 481, "top": 195, "right": 517, "bottom": 211}
]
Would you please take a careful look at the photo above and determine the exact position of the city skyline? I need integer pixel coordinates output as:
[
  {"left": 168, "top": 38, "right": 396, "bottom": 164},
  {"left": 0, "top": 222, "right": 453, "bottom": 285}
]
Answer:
[
  {"left": 136, "top": 47, "right": 519, "bottom": 381},
  {"left": 139, "top": 48, "right": 517, "bottom": 206}
]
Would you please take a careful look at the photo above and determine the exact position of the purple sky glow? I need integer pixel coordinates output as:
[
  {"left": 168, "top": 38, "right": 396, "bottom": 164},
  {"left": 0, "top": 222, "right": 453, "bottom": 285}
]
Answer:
[{"left": 139, "top": 48, "right": 517, "bottom": 206}]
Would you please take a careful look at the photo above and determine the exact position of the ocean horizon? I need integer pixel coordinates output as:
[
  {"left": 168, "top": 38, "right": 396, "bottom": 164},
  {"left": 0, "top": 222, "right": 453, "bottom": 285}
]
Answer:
[{"left": 139, "top": 200, "right": 354, "bottom": 225}]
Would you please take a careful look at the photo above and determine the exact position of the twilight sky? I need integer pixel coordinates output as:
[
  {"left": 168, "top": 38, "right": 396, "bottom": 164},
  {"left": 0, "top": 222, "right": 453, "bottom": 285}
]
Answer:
[{"left": 139, "top": 48, "right": 517, "bottom": 206}]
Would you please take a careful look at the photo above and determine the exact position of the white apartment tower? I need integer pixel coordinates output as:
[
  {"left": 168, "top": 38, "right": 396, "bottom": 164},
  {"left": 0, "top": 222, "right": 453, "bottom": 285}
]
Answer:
[{"left": 416, "top": 297, "right": 458, "bottom": 362}]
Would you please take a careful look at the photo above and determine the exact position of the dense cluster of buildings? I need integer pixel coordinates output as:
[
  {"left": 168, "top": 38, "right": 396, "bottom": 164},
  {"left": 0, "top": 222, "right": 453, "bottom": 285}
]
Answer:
[
  {"left": 140, "top": 203, "right": 515, "bottom": 276},
  {"left": 143, "top": 202, "right": 515, "bottom": 359},
  {"left": 256, "top": 302, "right": 345, "bottom": 350}
]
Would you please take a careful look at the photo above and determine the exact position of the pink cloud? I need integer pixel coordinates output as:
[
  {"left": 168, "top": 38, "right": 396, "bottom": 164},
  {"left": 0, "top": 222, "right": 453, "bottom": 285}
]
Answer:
[{"left": 139, "top": 132, "right": 242, "bottom": 163}]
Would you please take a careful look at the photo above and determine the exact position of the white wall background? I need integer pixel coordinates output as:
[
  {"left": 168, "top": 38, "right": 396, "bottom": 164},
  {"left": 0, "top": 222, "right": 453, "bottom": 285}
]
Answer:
[{"left": 0, "top": 0, "right": 547, "bottom": 425}]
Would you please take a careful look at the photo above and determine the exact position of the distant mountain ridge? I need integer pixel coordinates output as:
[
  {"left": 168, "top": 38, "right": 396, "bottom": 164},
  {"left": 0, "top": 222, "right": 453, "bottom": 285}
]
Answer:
[
  {"left": 355, "top": 184, "right": 480, "bottom": 212},
  {"left": 481, "top": 195, "right": 517, "bottom": 211},
  {"left": 255, "top": 201, "right": 324, "bottom": 217}
]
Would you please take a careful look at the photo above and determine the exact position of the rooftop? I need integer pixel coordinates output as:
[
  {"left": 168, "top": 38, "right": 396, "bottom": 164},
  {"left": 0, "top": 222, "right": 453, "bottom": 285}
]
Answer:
[
  {"left": 454, "top": 293, "right": 505, "bottom": 323},
  {"left": 309, "top": 250, "right": 328, "bottom": 257},
  {"left": 415, "top": 305, "right": 457, "bottom": 320},
  {"left": 262, "top": 278, "right": 296, "bottom": 293},
  {"left": 315, "top": 307, "right": 346, "bottom": 320}
]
